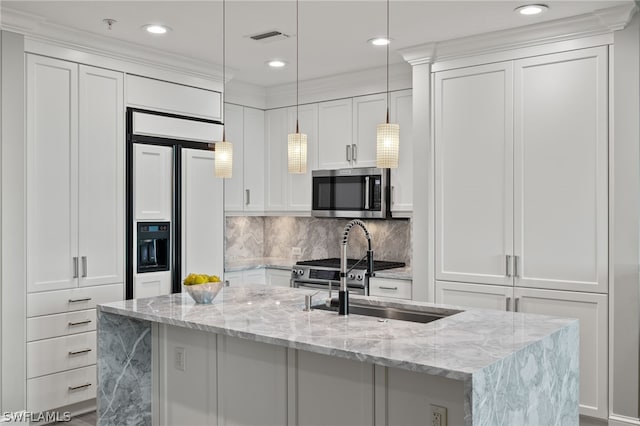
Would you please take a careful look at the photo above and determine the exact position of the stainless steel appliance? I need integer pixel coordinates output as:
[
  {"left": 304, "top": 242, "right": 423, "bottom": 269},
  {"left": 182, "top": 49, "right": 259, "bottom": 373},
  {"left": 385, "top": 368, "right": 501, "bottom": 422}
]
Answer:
[
  {"left": 291, "top": 258, "right": 405, "bottom": 295},
  {"left": 311, "top": 167, "right": 391, "bottom": 219}
]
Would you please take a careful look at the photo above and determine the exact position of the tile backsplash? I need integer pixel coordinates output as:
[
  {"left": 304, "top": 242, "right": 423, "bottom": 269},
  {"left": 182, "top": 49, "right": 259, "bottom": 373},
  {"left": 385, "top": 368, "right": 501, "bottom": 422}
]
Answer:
[{"left": 226, "top": 216, "right": 411, "bottom": 265}]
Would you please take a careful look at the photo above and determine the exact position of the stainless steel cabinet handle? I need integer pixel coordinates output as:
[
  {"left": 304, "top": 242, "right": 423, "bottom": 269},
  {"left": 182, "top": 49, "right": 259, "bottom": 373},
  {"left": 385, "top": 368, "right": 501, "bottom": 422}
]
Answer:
[
  {"left": 364, "top": 176, "right": 370, "bottom": 209},
  {"left": 379, "top": 286, "right": 398, "bottom": 291},
  {"left": 346, "top": 145, "right": 352, "bottom": 162},
  {"left": 245, "top": 189, "right": 250, "bottom": 206},
  {"left": 352, "top": 144, "right": 357, "bottom": 161},
  {"left": 68, "top": 297, "right": 91, "bottom": 303},
  {"left": 391, "top": 186, "right": 395, "bottom": 205},
  {"left": 506, "top": 255, "right": 512, "bottom": 277},
  {"left": 514, "top": 297, "right": 520, "bottom": 312},
  {"left": 73, "top": 257, "right": 79, "bottom": 278},
  {"left": 514, "top": 255, "right": 520, "bottom": 278},
  {"left": 68, "top": 320, "right": 92, "bottom": 327},
  {"left": 68, "top": 348, "right": 92, "bottom": 356},
  {"left": 81, "top": 256, "right": 87, "bottom": 278},
  {"left": 68, "top": 383, "right": 91, "bottom": 391},
  {"left": 506, "top": 296, "right": 511, "bottom": 311}
]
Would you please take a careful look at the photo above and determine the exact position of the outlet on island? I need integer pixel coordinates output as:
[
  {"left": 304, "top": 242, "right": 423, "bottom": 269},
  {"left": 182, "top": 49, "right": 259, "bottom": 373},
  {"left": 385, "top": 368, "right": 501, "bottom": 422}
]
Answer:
[
  {"left": 292, "top": 247, "right": 302, "bottom": 257},
  {"left": 431, "top": 404, "right": 447, "bottom": 426}
]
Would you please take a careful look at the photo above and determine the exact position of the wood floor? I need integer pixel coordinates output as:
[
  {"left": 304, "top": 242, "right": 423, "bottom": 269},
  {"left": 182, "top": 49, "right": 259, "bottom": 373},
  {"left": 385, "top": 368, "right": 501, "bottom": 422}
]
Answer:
[{"left": 54, "top": 411, "right": 96, "bottom": 426}]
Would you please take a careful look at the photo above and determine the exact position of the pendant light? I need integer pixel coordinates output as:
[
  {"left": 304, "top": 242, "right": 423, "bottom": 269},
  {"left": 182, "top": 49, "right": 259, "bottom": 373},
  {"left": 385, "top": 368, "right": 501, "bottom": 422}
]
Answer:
[
  {"left": 376, "top": 0, "right": 399, "bottom": 169},
  {"left": 215, "top": 0, "right": 233, "bottom": 178},
  {"left": 287, "top": 0, "right": 307, "bottom": 174}
]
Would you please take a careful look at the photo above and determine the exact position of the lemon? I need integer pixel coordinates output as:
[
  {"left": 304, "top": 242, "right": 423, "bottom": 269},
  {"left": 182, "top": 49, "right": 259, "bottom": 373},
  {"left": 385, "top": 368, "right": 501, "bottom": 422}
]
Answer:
[
  {"left": 208, "top": 275, "right": 221, "bottom": 283},
  {"left": 183, "top": 273, "right": 197, "bottom": 285},
  {"left": 193, "top": 275, "right": 207, "bottom": 285}
]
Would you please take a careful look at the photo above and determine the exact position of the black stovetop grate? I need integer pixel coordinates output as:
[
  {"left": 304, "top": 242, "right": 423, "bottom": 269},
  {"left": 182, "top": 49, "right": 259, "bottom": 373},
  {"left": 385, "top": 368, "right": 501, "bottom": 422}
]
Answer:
[{"left": 296, "top": 258, "right": 405, "bottom": 271}]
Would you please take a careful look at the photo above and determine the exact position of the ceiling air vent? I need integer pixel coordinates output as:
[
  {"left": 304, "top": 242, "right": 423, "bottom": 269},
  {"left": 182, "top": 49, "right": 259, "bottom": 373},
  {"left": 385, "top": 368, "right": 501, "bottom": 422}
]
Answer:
[{"left": 247, "top": 30, "right": 290, "bottom": 43}]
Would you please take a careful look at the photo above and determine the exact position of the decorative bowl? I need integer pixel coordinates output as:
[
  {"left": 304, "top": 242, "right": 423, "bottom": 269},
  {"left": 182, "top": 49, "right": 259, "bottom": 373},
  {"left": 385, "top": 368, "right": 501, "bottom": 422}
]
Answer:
[{"left": 184, "top": 281, "right": 224, "bottom": 304}]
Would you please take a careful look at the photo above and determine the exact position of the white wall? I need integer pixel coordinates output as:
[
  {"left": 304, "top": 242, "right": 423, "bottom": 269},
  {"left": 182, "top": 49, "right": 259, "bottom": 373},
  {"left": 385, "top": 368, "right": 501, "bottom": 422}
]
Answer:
[
  {"left": 611, "top": 13, "right": 640, "bottom": 421},
  {"left": 1, "top": 30, "right": 26, "bottom": 412}
]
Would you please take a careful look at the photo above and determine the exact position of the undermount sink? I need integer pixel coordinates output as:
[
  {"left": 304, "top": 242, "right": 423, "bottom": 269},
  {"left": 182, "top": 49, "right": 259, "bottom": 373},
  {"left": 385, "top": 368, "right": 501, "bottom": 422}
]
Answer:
[{"left": 313, "top": 302, "right": 454, "bottom": 324}]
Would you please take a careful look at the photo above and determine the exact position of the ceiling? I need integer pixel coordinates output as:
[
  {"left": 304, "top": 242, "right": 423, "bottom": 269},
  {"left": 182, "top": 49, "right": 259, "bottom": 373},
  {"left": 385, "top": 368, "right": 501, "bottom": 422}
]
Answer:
[{"left": 2, "top": 0, "right": 632, "bottom": 87}]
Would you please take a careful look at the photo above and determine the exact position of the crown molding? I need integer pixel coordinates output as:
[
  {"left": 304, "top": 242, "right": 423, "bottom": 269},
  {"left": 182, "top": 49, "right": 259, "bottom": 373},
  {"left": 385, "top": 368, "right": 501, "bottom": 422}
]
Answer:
[
  {"left": 399, "top": 4, "right": 637, "bottom": 66},
  {"left": 0, "top": 6, "right": 228, "bottom": 90},
  {"left": 226, "top": 80, "right": 268, "bottom": 110},
  {"left": 265, "top": 62, "right": 412, "bottom": 109}
]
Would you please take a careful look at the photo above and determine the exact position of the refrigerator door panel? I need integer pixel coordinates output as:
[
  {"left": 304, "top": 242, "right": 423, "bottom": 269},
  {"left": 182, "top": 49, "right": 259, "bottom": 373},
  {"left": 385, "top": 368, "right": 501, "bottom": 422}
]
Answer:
[{"left": 133, "top": 144, "right": 173, "bottom": 221}]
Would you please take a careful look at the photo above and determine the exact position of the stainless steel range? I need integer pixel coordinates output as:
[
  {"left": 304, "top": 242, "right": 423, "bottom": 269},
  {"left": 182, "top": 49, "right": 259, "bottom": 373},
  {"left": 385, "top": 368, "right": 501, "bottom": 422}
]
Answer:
[{"left": 291, "top": 258, "right": 405, "bottom": 295}]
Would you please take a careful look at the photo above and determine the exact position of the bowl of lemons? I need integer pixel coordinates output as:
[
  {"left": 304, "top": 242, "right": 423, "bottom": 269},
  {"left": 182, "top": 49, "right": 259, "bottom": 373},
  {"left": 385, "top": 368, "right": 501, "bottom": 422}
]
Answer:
[{"left": 183, "top": 273, "right": 224, "bottom": 304}]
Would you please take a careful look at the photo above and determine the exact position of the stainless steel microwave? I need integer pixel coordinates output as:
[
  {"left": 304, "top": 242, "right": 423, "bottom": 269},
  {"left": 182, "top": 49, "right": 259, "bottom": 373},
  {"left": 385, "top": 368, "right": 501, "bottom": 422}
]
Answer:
[{"left": 311, "top": 168, "right": 391, "bottom": 219}]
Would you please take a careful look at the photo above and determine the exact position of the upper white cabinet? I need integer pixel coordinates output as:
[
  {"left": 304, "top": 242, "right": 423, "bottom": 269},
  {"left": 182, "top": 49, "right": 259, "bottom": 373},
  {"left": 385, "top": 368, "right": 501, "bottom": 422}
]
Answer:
[
  {"left": 435, "top": 47, "right": 608, "bottom": 294},
  {"left": 224, "top": 104, "right": 265, "bottom": 214},
  {"left": 318, "top": 99, "right": 353, "bottom": 170},
  {"left": 351, "top": 93, "right": 386, "bottom": 168},
  {"left": 265, "top": 105, "right": 319, "bottom": 213},
  {"left": 26, "top": 55, "right": 124, "bottom": 292},
  {"left": 133, "top": 144, "right": 173, "bottom": 221},
  {"left": 126, "top": 74, "right": 222, "bottom": 121},
  {"left": 389, "top": 89, "right": 413, "bottom": 214}
]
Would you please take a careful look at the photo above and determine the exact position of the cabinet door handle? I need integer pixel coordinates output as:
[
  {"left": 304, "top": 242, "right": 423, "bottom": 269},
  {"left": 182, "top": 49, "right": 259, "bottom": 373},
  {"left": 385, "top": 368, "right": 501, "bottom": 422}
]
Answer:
[
  {"left": 505, "top": 255, "right": 511, "bottom": 277},
  {"left": 379, "top": 286, "right": 398, "bottom": 291},
  {"left": 81, "top": 256, "right": 87, "bottom": 278},
  {"left": 68, "top": 297, "right": 92, "bottom": 303},
  {"left": 73, "top": 257, "right": 79, "bottom": 279},
  {"left": 352, "top": 144, "right": 357, "bottom": 162},
  {"left": 68, "top": 320, "right": 92, "bottom": 327},
  {"left": 245, "top": 189, "right": 250, "bottom": 206},
  {"left": 68, "top": 348, "right": 92, "bottom": 356},
  {"left": 514, "top": 255, "right": 520, "bottom": 278},
  {"left": 506, "top": 296, "right": 511, "bottom": 311},
  {"left": 68, "top": 383, "right": 92, "bottom": 391},
  {"left": 346, "top": 145, "right": 352, "bottom": 162},
  {"left": 514, "top": 297, "right": 520, "bottom": 312},
  {"left": 391, "top": 186, "right": 395, "bottom": 205}
]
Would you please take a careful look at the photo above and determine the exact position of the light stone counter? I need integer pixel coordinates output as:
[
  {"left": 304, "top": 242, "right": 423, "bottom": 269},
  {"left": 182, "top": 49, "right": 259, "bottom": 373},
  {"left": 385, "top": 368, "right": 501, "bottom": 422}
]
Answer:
[{"left": 97, "top": 286, "right": 578, "bottom": 425}]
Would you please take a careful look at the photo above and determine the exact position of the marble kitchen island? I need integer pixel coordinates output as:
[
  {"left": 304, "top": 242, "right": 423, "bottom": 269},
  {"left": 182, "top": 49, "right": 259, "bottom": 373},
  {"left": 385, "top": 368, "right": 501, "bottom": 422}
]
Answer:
[{"left": 97, "top": 287, "right": 578, "bottom": 426}]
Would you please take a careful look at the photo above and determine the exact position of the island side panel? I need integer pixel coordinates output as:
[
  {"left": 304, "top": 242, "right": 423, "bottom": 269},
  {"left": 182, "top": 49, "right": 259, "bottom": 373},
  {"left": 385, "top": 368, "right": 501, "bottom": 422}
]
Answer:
[
  {"left": 97, "top": 310, "right": 152, "bottom": 426},
  {"left": 471, "top": 321, "right": 579, "bottom": 426}
]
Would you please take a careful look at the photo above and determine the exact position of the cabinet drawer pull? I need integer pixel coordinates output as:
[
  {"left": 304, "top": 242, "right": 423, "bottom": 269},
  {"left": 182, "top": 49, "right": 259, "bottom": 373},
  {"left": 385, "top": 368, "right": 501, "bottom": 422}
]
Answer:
[
  {"left": 245, "top": 189, "right": 251, "bottom": 205},
  {"left": 68, "top": 348, "right": 92, "bottom": 356},
  {"left": 81, "top": 256, "right": 87, "bottom": 277},
  {"left": 68, "top": 383, "right": 92, "bottom": 391},
  {"left": 73, "top": 257, "right": 79, "bottom": 279},
  {"left": 68, "top": 297, "right": 92, "bottom": 303},
  {"left": 346, "top": 145, "right": 352, "bottom": 162},
  {"left": 68, "top": 320, "right": 92, "bottom": 327},
  {"left": 506, "top": 296, "right": 511, "bottom": 311},
  {"left": 379, "top": 286, "right": 398, "bottom": 291},
  {"left": 514, "top": 297, "right": 520, "bottom": 312}
]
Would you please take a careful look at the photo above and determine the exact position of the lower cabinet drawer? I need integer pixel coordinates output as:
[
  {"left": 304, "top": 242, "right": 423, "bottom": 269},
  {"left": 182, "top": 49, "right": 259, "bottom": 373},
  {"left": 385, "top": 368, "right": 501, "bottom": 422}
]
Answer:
[
  {"left": 369, "top": 278, "right": 412, "bottom": 300},
  {"left": 27, "top": 365, "right": 96, "bottom": 413},
  {"left": 27, "top": 332, "right": 96, "bottom": 379},
  {"left": 27, "top": 309, "right": 96, "bottom": 342},
  {"left": 27, "top": 283, "right": 123, "bottom": 317}
]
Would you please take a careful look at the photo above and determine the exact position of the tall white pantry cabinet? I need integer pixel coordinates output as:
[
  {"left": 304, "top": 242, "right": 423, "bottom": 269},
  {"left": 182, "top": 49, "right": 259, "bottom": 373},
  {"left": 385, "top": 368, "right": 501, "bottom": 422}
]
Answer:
[
  {"left": 25, "top": 54, "right": 124, "bottom": 412},
  {"left": 434, "top": 46, "right": 609, "bottom": 419}
]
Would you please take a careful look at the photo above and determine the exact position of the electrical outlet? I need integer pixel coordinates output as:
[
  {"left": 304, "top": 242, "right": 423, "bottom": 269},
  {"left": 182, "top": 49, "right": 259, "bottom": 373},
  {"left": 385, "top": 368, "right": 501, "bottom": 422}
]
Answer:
[
  {"left": 292, "top": 247, "right": 302, "bottom": 256},
  {"left": 175, "top": 346, "right": 186, "bottom": 371},
  {"left": 431, "top": 405, "right": 447, "bottom": 426}
]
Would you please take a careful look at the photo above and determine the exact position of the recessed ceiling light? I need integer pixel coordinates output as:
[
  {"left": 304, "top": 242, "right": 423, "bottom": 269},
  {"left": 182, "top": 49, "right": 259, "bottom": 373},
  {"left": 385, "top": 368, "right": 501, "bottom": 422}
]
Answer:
[
  {"left": 267, "top": 60, "right": 287, "bottom": 68},
  {"left": 368, "top": 37, "right": 391, "bottom": 46},
  {"left": 142, "top": 24, "right": 171, "bottom": 35},
  {"left": 515, "top": 4, "right": 549, "bottom": 15}
]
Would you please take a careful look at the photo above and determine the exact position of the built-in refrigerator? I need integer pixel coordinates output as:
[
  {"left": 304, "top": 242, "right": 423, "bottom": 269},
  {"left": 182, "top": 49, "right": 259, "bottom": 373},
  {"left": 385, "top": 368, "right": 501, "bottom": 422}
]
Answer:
[{"left": 125, "top": 108, "right": 225, "bottom": 299}]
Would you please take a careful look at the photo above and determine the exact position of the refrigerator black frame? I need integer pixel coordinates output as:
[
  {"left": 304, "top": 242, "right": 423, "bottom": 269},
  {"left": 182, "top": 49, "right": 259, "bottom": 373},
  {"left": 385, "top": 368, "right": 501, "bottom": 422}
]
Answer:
[{"left": 125, "top": 108, "right": 223, "bottom": 300}]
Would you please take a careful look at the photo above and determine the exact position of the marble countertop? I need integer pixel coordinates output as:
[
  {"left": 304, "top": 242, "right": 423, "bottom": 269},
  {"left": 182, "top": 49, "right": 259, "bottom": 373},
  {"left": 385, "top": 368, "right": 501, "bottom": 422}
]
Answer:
[
  {"left": 225, "top": 257, "right": 412, "bottom": 280},
  {"left": 99, "top": 286, "right": 575, "bottom": 382}
]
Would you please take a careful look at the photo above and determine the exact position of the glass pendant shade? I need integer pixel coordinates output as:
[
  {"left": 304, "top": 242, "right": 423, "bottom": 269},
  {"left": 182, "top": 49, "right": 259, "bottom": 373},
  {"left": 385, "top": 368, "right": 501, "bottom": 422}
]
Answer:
[
  {"left": 288, "top": 131, "right": 308, "bottom": 174},
  {"left": 376, "top": 122, "right": 400, "bottom": 168},
  {"left": 214, "top": 140, "right": 233, "bottom": 178}
]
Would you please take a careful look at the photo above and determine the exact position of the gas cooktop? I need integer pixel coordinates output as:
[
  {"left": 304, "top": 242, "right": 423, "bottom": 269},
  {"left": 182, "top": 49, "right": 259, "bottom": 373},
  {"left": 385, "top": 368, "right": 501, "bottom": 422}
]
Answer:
[{"left": 295, "top": 258, "right": 405, "bottom": 271}]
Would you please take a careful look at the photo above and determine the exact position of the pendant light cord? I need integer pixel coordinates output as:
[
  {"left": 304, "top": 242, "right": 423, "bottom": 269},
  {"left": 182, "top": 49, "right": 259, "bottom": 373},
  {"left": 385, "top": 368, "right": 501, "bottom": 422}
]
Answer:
[
  {"left": 222, "top": 0, "right": 226, "bottom": 141},
  {"left": 296, "top": 0, "right": 300, "bottom": 133},
  {"left": 386, "top": 0, "right": 390, "bottom": 124}
]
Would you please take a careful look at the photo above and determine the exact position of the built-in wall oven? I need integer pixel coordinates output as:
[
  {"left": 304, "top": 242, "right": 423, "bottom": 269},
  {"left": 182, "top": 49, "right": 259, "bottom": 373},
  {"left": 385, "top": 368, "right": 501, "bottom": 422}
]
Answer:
[{"left": 291, "top": 258, "right": 405, "bottom": 295}]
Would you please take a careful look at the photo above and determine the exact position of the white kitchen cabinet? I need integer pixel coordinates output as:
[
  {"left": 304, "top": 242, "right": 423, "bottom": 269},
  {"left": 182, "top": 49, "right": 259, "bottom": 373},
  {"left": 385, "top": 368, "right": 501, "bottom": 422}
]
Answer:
[
  {"left": 27, "top": 56, "right": 125, "bottom": 292},
  {"left": 224, "top": 104, "right": 265, "bottom": 214},
  {"left": 318, "top": 99, "right": 353, "bottom": 170},
  {"left": 513, "top": 47, "right": 608, "bottom": 293},
  {"left": 133, "top": 144, "right": 172, "bottom": 221},
  {"left": 435, "top": 47, "right": 607, "bottom": 294},
  {"left": 266, "top": 269, "right": 292, "bottom": 287},
  {"left": 224, "top": 269, "right": 266, "bottom": 287},
  {"left": 181, "top": 149, "right": 224, "bottom": 278},
  {"left": 434, "top": 280, "right": 608, "bottom": 419},
  {"left": 351, "top": 93, "right": 386, "bottom": 168},
  {"left": 434, "top": 61, "right": 514, "bottom": 287},
  {"left": 265, "top": 108, "right": 288, "bottom": 211},
  {"left": 389, "top": 90, "right": 413, "bottom": 214},
  {"left": 369, "top": 277, "right": 412, "bottom": 300}
]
